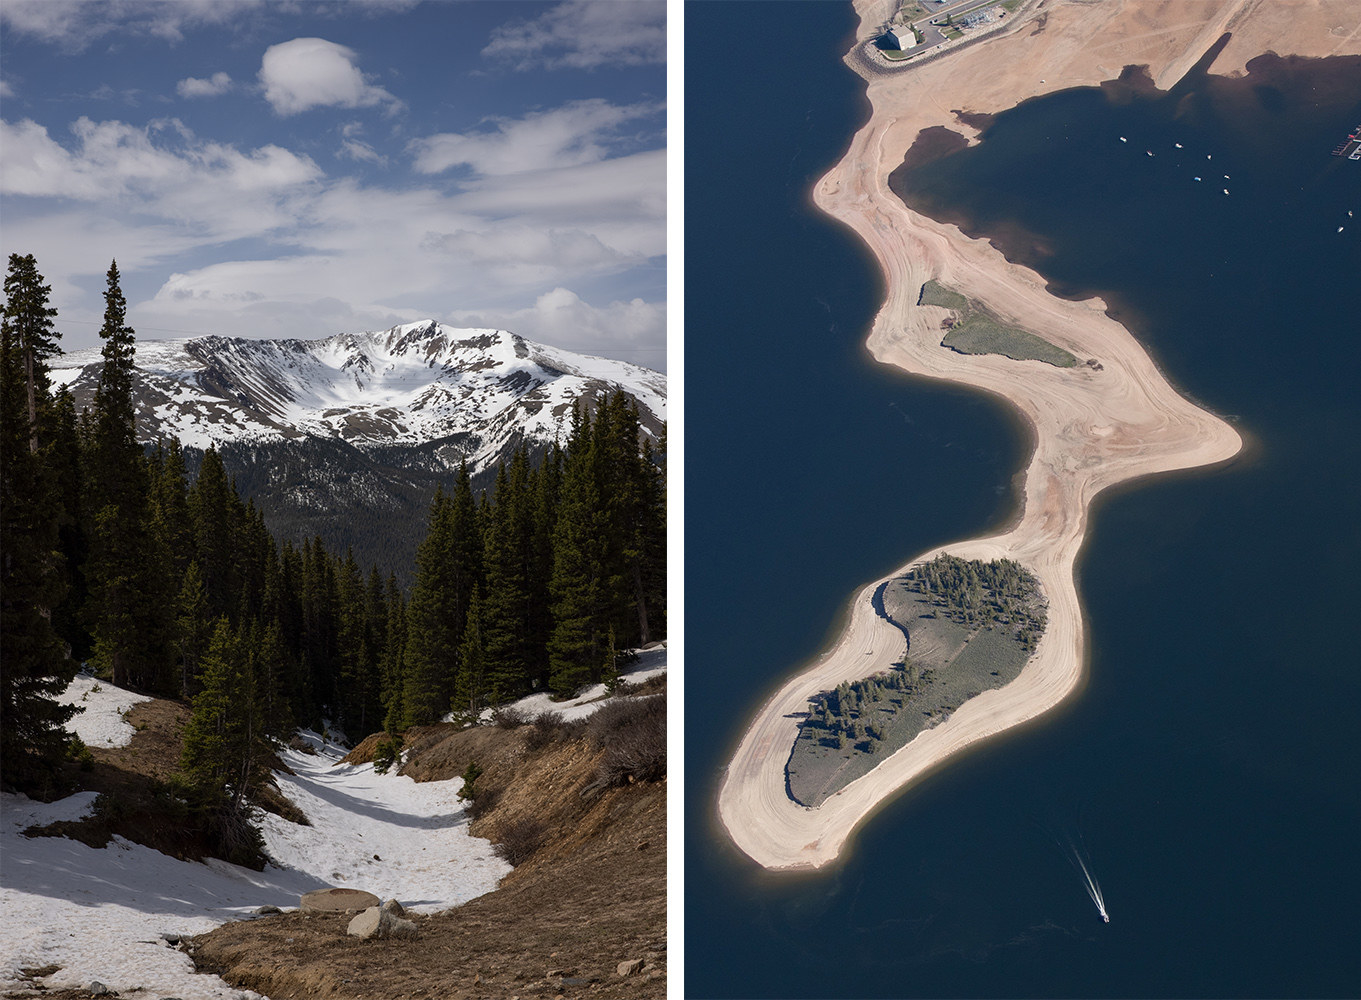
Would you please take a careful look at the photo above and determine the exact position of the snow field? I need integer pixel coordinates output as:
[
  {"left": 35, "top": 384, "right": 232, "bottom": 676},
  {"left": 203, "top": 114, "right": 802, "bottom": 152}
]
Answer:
[
  {"left": 58, "top": 674, "right": 152, "bottom": 748},
  {"left": 1, "top": 677, "right": 510, "bottom": 999},
  {"left": 466, "top": 643, "right": 668, "bottom": 724},
  {"left": 255, "top": 747, "right": 510, "bottom": 912}
]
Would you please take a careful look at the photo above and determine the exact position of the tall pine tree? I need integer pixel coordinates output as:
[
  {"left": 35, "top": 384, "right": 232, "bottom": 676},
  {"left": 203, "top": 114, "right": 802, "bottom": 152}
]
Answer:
[
  {"left": 85, "top": 261, "right": 173, "bottom": 691},
  {"left": 1, "top": 255, "right": 77, "bottom": 791}
]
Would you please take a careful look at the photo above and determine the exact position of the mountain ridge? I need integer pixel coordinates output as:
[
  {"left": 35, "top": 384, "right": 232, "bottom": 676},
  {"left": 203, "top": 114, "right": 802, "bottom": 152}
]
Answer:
[
  {"left": 50, "top": 321, "right": 665, "bottom": 578},
  {"left": 52, "top": 320, "right": 665, "bottom": 458}
]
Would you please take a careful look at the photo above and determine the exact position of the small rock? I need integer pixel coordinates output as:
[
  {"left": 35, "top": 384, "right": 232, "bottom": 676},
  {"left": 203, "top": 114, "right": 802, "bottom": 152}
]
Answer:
[
  {"left": 636, "top": 840, "right": 649, "bottom": 850},
  {"left": 380, "top": 898, "right": 406, "bottom": 917},
  {"left": 546, "top": 968, "right": 571, "bottom": 977},
  {"left": 617, "top": 958, "right": 644, "bottom": 977},
  {"left": 88, "top": 982, "right": 113, "bottom": 996},
  {"left": 347, "top": 905, "right": 418, "bottom": 940},
  {"left": 255, "top": 905, "right": 282, "bottom": 915}
]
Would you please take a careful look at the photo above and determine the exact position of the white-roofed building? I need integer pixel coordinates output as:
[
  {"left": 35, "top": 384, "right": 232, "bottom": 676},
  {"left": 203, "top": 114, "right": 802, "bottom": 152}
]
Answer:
[{"left": 881, "top": 23, "right": 919, "bottom": 49}]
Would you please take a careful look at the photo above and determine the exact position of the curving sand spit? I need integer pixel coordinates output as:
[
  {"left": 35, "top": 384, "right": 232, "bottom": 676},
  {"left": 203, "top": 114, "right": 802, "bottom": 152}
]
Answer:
[{"left": 718, "top": 0, "right": 1361, "bottom": 871}]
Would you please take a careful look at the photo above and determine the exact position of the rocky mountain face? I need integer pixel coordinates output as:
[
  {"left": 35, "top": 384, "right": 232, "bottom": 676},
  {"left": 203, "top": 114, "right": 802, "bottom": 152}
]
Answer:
[{"left": 51, "top": 321, "right": 666, "bottom": 576}]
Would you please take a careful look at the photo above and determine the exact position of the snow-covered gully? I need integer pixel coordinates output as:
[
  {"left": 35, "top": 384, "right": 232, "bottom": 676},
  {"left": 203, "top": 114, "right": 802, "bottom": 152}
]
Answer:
[{"left": 0, "top": 692, "right": 508, "bottom": 999}]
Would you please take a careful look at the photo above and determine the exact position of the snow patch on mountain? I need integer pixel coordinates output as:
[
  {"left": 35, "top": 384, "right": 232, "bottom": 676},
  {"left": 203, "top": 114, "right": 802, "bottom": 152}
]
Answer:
[
  {"left": 50, "top": 322, "right": 666, "bottom": 466},
  {"left": 58, "top": 674, "right": 153, "bottom": 749}
]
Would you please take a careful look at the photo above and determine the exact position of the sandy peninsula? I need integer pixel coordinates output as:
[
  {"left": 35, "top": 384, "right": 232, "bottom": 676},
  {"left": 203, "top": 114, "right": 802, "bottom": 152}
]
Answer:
[{"left": 718, "top": 0, "right": 1361, "bottom": 872}]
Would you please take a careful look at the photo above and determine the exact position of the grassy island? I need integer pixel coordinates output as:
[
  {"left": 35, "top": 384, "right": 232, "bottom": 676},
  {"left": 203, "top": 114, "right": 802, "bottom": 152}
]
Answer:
[
  {"left": 919, "top": 280, "right": 1079, "bottom": 367},
  {"left": 785, "top": 555, "right": 1047, "bottom": 807}
]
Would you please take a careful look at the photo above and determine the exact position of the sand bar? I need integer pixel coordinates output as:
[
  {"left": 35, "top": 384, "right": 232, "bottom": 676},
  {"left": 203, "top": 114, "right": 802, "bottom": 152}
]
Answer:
[{"left": 718, "top": 0, "right": 1361, "bottom": 871}]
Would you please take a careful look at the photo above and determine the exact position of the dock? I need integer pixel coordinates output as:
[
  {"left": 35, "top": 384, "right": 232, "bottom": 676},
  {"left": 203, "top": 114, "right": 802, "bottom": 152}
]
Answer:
[{"left": 1331, "top": 125, "right": 1361, "bottom": 159}]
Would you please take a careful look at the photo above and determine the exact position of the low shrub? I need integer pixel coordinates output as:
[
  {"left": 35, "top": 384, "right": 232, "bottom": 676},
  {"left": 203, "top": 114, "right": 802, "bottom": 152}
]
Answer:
[
  {"left": 493, "top": 817, "right": 546, "bottom": 867},
  {"left": 456, "top": 759, "right": 483, "bottom": 802},
  {"left": 464, "top": 784, "right": 500, "bottom": 821},
  {"left": 372, "top": 736, "right": 400, "bottom": 775},
  {"left": 490, "top": 705, "right": 530, "bottom": 729},
  {"left": 524, "top": 710, "right": 569, "bottom": 751},
  {"left": 589, "top": 695, "right": 666, "bottom": 787}
]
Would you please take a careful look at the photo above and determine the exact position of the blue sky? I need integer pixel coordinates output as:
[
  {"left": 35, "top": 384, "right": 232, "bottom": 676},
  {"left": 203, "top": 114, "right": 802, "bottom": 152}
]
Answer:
[{"left": 0, "top": 0, "right": 666, "bottom": 369}]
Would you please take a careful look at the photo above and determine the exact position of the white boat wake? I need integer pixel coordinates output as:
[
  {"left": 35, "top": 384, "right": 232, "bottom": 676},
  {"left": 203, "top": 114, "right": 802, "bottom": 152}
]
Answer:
[{"left": 1067, "top": 840, "right": 1109, "bottom": 924}]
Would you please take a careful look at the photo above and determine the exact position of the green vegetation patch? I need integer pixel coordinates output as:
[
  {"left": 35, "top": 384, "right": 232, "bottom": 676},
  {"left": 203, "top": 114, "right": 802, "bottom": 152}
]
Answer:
[
  {"left": 785, "top": 556, "right": 1047, "bottom": 807},
  {"left": 943, "top": 316, "right": 1079, "bottom": 366},
  {"left": 919, "top": 280, "right": 1077, "bottom": 367},
  {"left": 918, "top": 279, "right": 970, "bottom": 311}
]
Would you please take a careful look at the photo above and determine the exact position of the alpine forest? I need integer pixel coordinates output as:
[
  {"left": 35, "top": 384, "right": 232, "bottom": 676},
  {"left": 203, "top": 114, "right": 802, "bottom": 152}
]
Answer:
[{"left": 1, "top": 254, "right": 666, "bottom": 861}]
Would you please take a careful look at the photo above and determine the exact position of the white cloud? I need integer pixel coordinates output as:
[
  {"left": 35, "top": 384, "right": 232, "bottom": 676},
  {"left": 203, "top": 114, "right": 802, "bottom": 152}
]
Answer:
[
  {"left": 339, "top": 139, "right": 387, "bottom": 166},
  {"left": 258, "top": 37, "right": 402, "bottom": 117},
  {"left": 452, "top": 150, "right": 666, "bottom": 254},
  {"left": 0, "top": 0, "right": 261, "bottom": 52},
  {"left": 2, "top": 109, "right": 662, "bottom": 364},
  {"left": 483, "top": 0, "right": 665, "bottom": 71},
  {"left": 449, "top": 287, "right": 665, "bottom": 368},
  {"left": 0, "top": 117, "right": 320, "bottom": 205},
  {"left": 0, "top": 78, "right": 15, "bottom": 99},
  {"left": 421, "top": 226, "right": 632, "bottom": 270},
  {"left": 409, "top": 99, "right": 661, "bottom": 176},
  {"left": 177, "top": 72, "right": 232, "bottom": 98}
]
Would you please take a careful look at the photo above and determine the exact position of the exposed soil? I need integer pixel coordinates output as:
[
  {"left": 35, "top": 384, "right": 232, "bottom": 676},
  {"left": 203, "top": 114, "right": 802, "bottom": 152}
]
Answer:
[{"left": 192, "top": 692, "right": 666, "bottom": 999}]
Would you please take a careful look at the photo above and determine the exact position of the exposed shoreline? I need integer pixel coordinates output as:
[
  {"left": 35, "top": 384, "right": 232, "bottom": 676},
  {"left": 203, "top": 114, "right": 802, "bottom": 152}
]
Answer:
[{"left": 717, "top": 0, "right": 1361, "bottom": 872}]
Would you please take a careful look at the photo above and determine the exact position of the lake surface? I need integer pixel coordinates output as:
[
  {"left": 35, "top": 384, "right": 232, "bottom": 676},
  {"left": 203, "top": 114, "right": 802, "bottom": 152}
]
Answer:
[{"left": 685, "top": 4, "right": 1361, "bottom": 998}]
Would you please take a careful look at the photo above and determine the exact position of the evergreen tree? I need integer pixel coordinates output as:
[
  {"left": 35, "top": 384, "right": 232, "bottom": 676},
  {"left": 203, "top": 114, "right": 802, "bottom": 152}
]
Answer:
[
  {"left": 481, "top": 455, "right": 533, "bottom": 701},
  {"left": 380, "top": 574, "right": 407, "bottom": 734},
  {"left": 1, "top": 269, "right": 76, "bottom": 791},
  {"left": 85, "top": 261, "right": 173, "bottom": 691},
  {"left": 189, "top": 447, "right": 237, "bottom": 621},
  {"left": 335, "top": 550, "right": 377, "bottom": 736},
  {"left": 402, "top": 488, "right": 456, "bottom": 726},
  {"left": 300, "top": 537, "right": 338, "bottom": 721},
  {"left": 175, "top": 562, "right": 211, "bottom": 697},
  {"left": 453, "top": 583, "right": 488, "bottom": 719},
  {"left": 180, "top": 618, "right": 268, "bottom": 865},
  {"left": 547, "top": 405, "right": 605, "bottom": 694},
  {"left": 404, "top": 465, "right": 483, "bottom": 725},
  {"left": 47, "top": 386, "right": 91, "bottom": 661},
  {"left": 1, "top": 253, "right": 60, "bottom": 454}
]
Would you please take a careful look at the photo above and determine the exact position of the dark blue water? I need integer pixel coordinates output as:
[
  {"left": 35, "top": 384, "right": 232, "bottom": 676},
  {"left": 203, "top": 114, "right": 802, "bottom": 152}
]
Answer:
[{"left": 686, "top": 5, "right": 1361, "bottom": 998}]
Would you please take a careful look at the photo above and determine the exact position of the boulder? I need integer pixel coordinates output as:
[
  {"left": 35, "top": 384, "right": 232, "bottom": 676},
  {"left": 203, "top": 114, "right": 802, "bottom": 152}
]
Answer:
[
  {"left": 347, "top": 905, "right": 418, "bottom": 940},
  {"left": 300, "top": 887, "right": 380, "bottom": 913}
]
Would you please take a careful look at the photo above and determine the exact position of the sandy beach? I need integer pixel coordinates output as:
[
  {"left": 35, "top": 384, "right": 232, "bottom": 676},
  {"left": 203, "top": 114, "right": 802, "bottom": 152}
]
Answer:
[{"left": 717, "top": 0, "right": 1361, "bottom": 871}]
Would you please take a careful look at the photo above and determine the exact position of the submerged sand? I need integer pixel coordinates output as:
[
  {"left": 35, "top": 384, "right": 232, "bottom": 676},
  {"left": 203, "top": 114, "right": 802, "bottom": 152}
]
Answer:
[{"left": 718, "top": 0, "right": 1361, "bottom": 871}]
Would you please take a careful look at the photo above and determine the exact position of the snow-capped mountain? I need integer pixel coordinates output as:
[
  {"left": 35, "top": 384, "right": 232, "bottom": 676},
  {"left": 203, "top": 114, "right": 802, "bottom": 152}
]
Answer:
[
  {"left": 51, "top": 320, "right": 666, "bottom": 464},
  {"left": 50, "top": 322, "right": 665, "bottom": 578}
]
